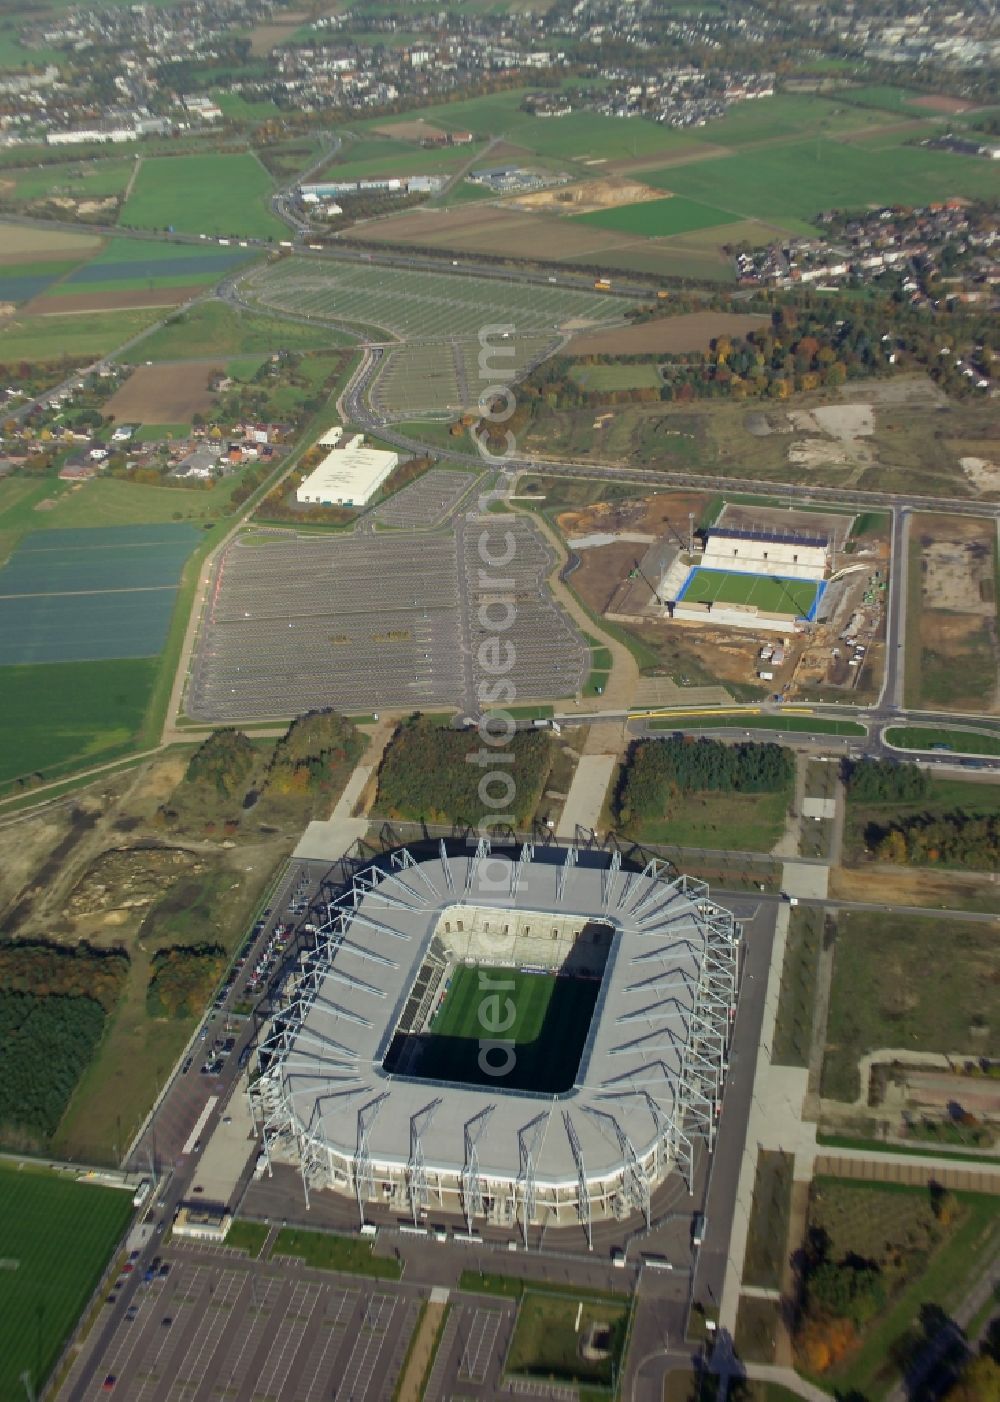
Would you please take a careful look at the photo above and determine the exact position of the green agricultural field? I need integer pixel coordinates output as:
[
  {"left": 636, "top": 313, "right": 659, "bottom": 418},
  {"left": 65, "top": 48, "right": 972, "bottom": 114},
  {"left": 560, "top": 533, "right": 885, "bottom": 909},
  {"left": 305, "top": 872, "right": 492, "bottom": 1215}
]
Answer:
[
  {"left": 357, "top": 89, "right": 704, "bottom": 164},
  {"left": 412, "top": 966, "right": 599, "bottom": 1093},
  {"left": 135, "top": 300, "right": 350, "bottom": 360},
  {"left": 214, "top": 92, "right": 284, "bottom": 123},
  {"left": 4, "top": 158, "right": 136, "bottom": 204},
  {"left": 645, "top": 138, "right": 1000, "bottom": 233},
  {"left": 121, "top": 153, "right": 284, "bottom": 240},
  {"left": 316, "top": 143, "right": 486, "bottom": 184},
  {"left": 569, "top": 363, "right": 662, "bottom": 392},
  {"left": 0, "top": 656, "right": 158, "bottom": 788},
  {"left": 46, "top": 237, "right": 256, "bottom": 295},
  {"left": 0, "top": 308, "right": 162, "bottom": 361},
  {"left": 689, "top": 92, "right": 902, "bottom": 147},
  {"left": 679, "top": 567, "right": 822, "bottom": 618},
  {"left": 0, "top": 1163, "right": 133, "bottom": 1400},
  {"left": 574, "top": 195, "right": 736, "bottom": 237}
]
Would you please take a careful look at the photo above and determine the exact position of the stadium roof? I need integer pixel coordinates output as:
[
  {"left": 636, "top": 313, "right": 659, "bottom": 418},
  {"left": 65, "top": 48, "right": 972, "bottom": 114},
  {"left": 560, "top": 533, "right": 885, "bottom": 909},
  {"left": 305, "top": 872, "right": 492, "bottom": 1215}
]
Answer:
[
  {"left": 258, "top": 847, "right": 739, "bottom": 1193},
  {"left": 706, "top": 526, "right": 828, "bottom": 548}
]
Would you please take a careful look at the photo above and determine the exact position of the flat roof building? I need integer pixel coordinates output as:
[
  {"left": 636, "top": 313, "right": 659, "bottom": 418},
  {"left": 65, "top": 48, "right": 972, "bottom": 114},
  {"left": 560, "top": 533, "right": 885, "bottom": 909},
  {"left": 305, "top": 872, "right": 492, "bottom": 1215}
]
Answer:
[{"left": 296, "top": 438, "right": 398, "bottom": 507}]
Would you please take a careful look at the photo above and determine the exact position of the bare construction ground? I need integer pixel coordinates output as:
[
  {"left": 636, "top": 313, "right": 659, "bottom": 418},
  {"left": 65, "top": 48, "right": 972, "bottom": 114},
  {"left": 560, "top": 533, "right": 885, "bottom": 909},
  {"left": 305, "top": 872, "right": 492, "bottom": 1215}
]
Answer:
[
  {"left": 510, "top": 177, "right": 662, "bottom": 215},
  {"left": 187, "top": 519, "right": 588, "bottom": 721},
  {"left": 909, "top": 512, "right": 1000, "bottom": 712}
]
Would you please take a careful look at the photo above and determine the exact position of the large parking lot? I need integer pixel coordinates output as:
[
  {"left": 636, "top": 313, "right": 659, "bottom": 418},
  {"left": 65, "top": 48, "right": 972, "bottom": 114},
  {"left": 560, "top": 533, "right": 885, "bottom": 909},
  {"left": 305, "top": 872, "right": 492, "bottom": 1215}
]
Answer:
[
  {"left": 61, "top": 1248, "right": 424, "bottom": 1402},
  {"left": 187, "top": 519, "right": 587, "bottom": 722}
]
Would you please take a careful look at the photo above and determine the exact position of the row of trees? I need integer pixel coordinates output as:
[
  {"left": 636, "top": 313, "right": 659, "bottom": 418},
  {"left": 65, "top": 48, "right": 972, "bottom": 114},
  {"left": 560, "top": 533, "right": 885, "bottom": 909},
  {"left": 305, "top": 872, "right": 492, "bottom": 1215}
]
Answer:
[
  {"left": 617, "top": 736, "right": 793, "bottom": 827},
  {"left": 846, "top": 758, "right": 929, "bottom": 804},
  {"left": 872, "top": 813, "right": 1000, "bottom": 868},
  {"left": 0, "top": 939, "right": 128, "bottom": 1014}
]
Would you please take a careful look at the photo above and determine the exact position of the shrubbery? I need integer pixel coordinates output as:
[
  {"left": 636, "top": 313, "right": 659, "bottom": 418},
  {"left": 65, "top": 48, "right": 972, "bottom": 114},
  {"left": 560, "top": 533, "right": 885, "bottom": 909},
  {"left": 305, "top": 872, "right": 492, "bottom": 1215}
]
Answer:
[
  {"left": 845, "top": 758, "right": 929, "bottom": 803},
  {"left": 147, "top": 944, "right": 227, "bottom": 1018}
]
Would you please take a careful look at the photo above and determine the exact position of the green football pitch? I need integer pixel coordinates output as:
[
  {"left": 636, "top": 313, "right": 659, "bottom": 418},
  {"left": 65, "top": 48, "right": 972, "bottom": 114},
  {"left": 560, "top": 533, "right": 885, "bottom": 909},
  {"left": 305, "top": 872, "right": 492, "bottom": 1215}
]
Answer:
[
  {"left": 678, "top": 567, "right": 821, "bottom": 618},
  {"left": 420, "top": 966, "right": 600, "bottom": 1093},
  {"left": 0, "top": 1163, "right": 133, "bottom": 1398}
]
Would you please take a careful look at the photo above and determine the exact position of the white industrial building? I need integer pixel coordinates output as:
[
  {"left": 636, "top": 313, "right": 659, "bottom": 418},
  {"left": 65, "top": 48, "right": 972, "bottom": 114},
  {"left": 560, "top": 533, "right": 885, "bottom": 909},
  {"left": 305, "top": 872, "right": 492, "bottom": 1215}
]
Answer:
[
  {"left": 296, "top": 429, "right": 398, "bottom": 508},
  {"left": 251, "top": 844, "right": 740, "bottom": 1243}
]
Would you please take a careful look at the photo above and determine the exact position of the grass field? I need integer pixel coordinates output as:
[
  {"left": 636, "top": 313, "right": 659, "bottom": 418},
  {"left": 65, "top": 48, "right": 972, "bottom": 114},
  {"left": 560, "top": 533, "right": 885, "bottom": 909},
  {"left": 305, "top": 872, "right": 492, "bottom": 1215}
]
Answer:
[
  {"left": 121, "top": 153, "right": 284, "bottom": 240},
  {"left": 418, "top": 966, "right": 599, "bottom": 1093},
  {"left": 0, "top": 1162, "right": 133, "bottom": 1400},
  {"left": 568, "top": 363, "right": 662, "bottom": 392},
  {"left": 50, "top": 238, "right": 254, "bottom": 295},
  {"left": 678, "top": 567, "right": 823, "bottom": 619},
  {"left": 3, "top": 157, "right": 136, "bottom": 204},
  {"left": 0, "top": 657, "right": 158, "bottom": 788},
  {"left": 506, "top": 1292, "right": 628, "bottom": 1387},
  {"left": 821, "top": 910, "right": 1000, "bottom": 1101},
  {"left": 645, "top": 139, "right": 1000, "bottom": 234},
  {"left": 773, "top": 908, "right": 825, "bottom": 1067},
  {"left": 273, "top": 1227, "right": 402, "bottom": 1279},
  {"left": 0, "top": 307, "right": 163, "bottom": 361},
  {"left": 135, "top": 300, "right": 354, "bottom": 360},
  {"left": 625, "top": 787, "right": 790, "bottom": 853},
  {"left": 574, "top": 195, "right": 736, "bottom": 237}
]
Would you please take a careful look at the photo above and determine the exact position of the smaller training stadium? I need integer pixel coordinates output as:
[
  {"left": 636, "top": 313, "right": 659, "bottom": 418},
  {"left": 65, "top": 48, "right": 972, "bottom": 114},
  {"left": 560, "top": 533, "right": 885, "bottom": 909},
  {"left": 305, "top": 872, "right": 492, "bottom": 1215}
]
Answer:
[
  {"left": 662, "top": 525, "right": 830, "bottom": 632},
  {"left": 676, "top": 567, "right": 824, "bottom": 621}
]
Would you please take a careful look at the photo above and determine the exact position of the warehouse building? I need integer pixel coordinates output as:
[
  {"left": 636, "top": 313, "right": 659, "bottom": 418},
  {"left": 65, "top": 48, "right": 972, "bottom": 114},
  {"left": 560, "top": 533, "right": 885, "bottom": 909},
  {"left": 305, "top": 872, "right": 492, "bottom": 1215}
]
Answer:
[{"left": 296, "top": 432, "right": 398, "bottom": 507}]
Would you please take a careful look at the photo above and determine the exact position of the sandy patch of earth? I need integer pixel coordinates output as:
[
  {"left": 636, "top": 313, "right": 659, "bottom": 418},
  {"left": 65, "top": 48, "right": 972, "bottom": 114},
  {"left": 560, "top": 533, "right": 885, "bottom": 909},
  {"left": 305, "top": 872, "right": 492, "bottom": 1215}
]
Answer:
[
  {"left": 509, "top": 178, "right": 662, "bottom": 216},
  {"left": 790, "top": 403, "right": 874, "bottom": 439},
  {"left": 787, "top": 440, "right": 851, "bottom": 468},
  {"left": 960, "top": 456, "right": 1000, "bottom": 494}
]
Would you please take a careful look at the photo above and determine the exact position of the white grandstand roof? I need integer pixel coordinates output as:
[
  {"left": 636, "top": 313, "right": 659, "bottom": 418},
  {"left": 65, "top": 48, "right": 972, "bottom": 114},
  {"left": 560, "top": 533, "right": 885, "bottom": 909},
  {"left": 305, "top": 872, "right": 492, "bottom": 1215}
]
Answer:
[{"left": 261, "top": 848, "right": 739, "bottom": 1190}]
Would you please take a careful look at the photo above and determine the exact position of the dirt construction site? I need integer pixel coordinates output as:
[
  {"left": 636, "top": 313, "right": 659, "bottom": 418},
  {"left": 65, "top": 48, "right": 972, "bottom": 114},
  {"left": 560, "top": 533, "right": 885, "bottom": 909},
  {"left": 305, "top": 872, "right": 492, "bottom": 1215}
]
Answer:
[
  {"left": 554, "top": 489, "right": 891, "bottom": 699},
  {"left": 509, "top": 176, "right": 662, "bottom": 215},
  {"left": 911, "top": 512, "right": 1000, "bottom": 712}
]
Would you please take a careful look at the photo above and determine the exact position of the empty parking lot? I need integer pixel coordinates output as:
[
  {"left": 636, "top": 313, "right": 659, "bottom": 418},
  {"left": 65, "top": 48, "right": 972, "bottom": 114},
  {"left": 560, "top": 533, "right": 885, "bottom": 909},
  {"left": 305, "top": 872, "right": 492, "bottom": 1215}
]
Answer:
[{"left": 187, "top": 519, "right": 588, "bottom": 722}]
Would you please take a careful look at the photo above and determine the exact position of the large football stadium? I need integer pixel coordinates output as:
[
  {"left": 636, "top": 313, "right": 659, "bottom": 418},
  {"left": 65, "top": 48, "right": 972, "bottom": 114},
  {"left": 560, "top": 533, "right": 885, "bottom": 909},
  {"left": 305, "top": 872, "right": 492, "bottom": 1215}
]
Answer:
[{"left": 251, "top": 844, "right": 741, "bottom": 1244}]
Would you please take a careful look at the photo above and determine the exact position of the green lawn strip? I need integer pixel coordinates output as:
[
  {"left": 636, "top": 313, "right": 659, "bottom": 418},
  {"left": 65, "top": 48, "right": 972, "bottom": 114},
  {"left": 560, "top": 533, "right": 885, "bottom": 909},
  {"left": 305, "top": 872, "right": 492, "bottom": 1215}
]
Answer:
[
  {"left": 568, "top": 364, "right": 662, "bottom": 393},
  {"left": 742, "top": 1151, "right": 794, "bottom": 1290},
  {"left": 773, "top": 907, "right": 824, "bottom": 1068},
  {"left": 884, "top": 726, "right": 1000, "bottom": 757},
  {"left": 815, "top": 1134, "right": 1000, "bottom": 1166},
  {"left": 735, "top": 1296, "right": 782, "bottom": 1366},
  {"left": 0, "top": 1163, "right": 134, "bottom": 1400},
  {"left": 822, "top": 1186, "right": 1000, "bottom": 1399},
  {"left": 273, "top": 1226, "right": 402, "bottom": 1279},
  {"left": 224, "top": 1219, "right": 270, "bottom": 1258},
  {"left": 459, "top": 1271, "right": 626, "bottom": 1303},
  {"left": 585, "top": 670, "right": 611, "bottom": 697},
  {"left": 648, "top": 715, "right": 865, "bottom": 736}
]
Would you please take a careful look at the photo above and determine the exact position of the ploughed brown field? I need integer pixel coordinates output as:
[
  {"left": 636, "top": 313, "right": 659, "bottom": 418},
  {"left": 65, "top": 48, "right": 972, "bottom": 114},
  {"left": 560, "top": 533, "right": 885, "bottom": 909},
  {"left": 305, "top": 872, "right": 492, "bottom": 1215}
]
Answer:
[
  {"left": 910, "top": 94, "right": 975, "bottom": 113},
  {"left": 104, "top": 360, "right": 223, "bottom": 423},
  {"left": 373, "top": 119, "right": 452, "bottom": 143},
  {"left": 566, "top": 312, "right": 770, "bottom": 356},
  {"left": 24, "top": 285, "right": 203, "bottom": 315}
]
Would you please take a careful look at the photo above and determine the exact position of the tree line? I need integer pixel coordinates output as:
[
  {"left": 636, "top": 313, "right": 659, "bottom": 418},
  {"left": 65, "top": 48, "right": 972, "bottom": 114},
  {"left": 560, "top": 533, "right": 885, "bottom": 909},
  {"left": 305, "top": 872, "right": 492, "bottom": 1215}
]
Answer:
[
  {"left": 871, "top": 812, "right": 1000, "bottom": 868},
  {"left": 845, "top": 758, "right": 929, "bottom": 804},
  {"left": 0, "top": 991, "right": 107, "bottom": 1141},
  {"left": 147, "top": 945, "right": 227, "bottom": 1019}
]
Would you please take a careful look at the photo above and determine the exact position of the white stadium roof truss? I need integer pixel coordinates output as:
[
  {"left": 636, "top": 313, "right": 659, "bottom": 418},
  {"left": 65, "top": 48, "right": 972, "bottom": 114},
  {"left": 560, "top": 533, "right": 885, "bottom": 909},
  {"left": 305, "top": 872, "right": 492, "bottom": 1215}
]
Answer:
[{"left": 251, "top": 844, "right": 741, "bottom": 1235}]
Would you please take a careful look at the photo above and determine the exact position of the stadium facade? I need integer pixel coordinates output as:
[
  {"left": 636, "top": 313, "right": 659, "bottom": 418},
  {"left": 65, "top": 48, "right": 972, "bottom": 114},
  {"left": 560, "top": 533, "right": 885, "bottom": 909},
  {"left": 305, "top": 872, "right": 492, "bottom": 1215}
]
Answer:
[{"left": 250, "top": 843, "right": 741, "bottom": 1245}]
